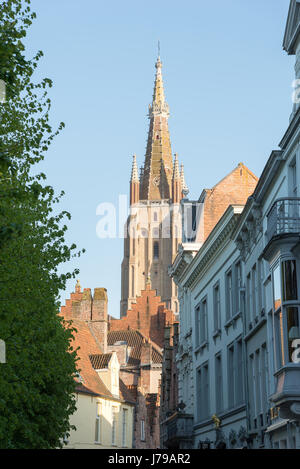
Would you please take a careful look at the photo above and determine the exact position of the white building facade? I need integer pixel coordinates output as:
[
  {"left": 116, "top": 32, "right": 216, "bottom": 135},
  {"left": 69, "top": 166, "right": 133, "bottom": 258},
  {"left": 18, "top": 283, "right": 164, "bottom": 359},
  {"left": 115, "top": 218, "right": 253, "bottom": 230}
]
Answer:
[
  {"left": 169, "top": 0, "right": 300, "bottom": 450},
  {"left": 170, "top": 206, "right": 249, "bottom": 449},
  {"left": 233, "top": 1, "right": 300, "bottom": 448}
]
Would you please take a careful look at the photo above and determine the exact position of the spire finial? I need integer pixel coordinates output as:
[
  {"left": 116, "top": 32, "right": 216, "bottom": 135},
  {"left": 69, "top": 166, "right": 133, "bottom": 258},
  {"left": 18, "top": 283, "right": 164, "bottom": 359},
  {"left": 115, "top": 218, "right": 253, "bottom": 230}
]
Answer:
[{"left": 155, "top": 41, "right": 162, "bottom": 71}]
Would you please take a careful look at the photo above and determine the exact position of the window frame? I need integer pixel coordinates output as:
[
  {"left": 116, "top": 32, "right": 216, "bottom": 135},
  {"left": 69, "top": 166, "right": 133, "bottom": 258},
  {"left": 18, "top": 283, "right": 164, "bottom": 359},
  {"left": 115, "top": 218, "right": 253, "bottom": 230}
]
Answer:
[
  {"left": 213, "top": 282, "right": 221, "bottom": 332},
  {"left": 225, "top": 269, "right": 233, "bottom": 320},
  {"left": 271, "top": 258, "right": 300, "bottom": 369},
  {"left": 95, "top": 402, "right": 102, "bottom": 444},
  {"left": 111, "top": 406, "right": 118, "bottom": 446}
]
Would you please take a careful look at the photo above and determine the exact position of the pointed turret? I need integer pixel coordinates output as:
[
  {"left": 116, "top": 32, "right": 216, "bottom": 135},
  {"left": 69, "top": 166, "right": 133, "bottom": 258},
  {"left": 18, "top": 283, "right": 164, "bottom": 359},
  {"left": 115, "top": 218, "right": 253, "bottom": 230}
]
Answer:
[
  {"left": 140, "top": 54, "right": 173, "bottom": 200},
  {"left": 173, "top": 153, "right": 180, "bottom": 180},
  {"left": 130, "top": 154, "right": 140, "bottom": 205},
  {"left": 180, "top": 164, "right": 189, "bottom": 197},
  {"left": 172, "top": 153, "right": 182, "bottom": 203}
]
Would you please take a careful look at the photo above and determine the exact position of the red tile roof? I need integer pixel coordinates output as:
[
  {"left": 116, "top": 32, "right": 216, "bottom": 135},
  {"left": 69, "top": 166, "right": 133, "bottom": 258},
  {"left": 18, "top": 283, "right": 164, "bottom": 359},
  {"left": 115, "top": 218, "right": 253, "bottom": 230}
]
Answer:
[{"left": 71, "top": 320, "right": 134, "bottom": 404}]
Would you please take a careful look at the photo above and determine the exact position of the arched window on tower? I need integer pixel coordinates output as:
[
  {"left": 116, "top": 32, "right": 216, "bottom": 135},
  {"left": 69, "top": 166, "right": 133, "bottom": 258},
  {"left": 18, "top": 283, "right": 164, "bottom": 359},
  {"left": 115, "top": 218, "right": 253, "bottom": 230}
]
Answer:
[
  {"left": 153, "top": 241, "right": 159, "bottom": 260},
  {"left": 132, "top": 228, "right": 135, "bottom": 256},
  {"left": 131, "top": 266, "right": 134, "bottom": 297}
]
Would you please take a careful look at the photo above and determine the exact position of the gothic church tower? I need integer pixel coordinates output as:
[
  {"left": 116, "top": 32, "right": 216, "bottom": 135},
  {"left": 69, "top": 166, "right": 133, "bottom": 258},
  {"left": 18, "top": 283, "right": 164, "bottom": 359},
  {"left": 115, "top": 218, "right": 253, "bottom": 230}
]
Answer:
[{"left": 120, "top": 54, "right": 188, "bottom": 317}]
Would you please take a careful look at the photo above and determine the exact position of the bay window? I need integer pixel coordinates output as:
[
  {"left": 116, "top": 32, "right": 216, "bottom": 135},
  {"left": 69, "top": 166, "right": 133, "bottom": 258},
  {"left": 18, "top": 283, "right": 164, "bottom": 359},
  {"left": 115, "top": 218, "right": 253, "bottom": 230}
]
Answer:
[{"left": 272, "top": 259, "right": 300, "bottom": 369}]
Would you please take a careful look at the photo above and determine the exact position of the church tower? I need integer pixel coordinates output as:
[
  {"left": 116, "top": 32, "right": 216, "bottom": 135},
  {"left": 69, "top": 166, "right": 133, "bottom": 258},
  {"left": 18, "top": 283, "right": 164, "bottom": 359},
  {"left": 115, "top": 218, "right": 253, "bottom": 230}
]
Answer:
[{"left": 120, "top": 54, "right": 188, "bottom": 317}]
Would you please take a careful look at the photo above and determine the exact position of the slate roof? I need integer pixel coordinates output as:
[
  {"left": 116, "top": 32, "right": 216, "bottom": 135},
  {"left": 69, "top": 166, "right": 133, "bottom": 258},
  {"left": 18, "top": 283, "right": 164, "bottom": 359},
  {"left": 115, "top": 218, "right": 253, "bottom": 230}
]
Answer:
[
  {"left": 107, "top": 330, "right": 163, "bottom": 366},
  {"left": 89, "top": 353, "right": 112, "bottom": 370}
]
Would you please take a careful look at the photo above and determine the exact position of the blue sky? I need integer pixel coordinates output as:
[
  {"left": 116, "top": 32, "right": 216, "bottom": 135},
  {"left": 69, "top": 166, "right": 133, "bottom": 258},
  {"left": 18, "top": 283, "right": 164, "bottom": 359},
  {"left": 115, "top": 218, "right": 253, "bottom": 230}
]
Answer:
[{"left": 26, "top": 0, "right": 292, "bottom": 317}]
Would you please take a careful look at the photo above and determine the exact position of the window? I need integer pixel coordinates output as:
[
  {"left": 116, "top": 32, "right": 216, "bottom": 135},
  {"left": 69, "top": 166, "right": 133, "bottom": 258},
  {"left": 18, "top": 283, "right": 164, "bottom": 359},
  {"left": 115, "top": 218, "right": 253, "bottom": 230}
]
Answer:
[
  {"left": 196, "top": 298, "right": 208, "bottom": 346},
  {"left": 251, "top": 264, "right": 257, "bottom": 321},
  {"left": 289, "top": 158, "right": 297, "bottom": 197},
  {"left": 282, "top": 260, "right": 298, "bottom": 301},
  {"left": 153, "top": 212, "right": 158, "bottom": 221},
  {"left": 236, "top": 340, "right": 244, "bottom": 405},
  {"left": 195, "top": 305, "right": 201, "bottom": 347},
  {"left": 132, "top": 228, "right": 135, "bottom": 256},
  {"left": 226, "top": 270, "right": 233, "bottom": 320},
  {"left": 95, "top": 402, "right": 102, "bottom": 443},
  {"left": 249, "top": 354, "right": 256, "bottom": 422},
  {"left": 197, "top": 363, "right": 209, "bottom": 421},
  {"left": 215, "top": 354, "right": 223, "bottom": 412},
  {"left": 201, "top": 298, "right": 208, "bottom": 343},
  {"left": 112, "top": 407, "right": 118, "bottom": 445},
  {"left": 213, "top": 283, "right": 221, "bottom": 331},
  {"left": 257, "top": 258, "right": 263, "bottom": 313},
  {"left": 247, "top": 273, "right": 251, "bottom": 325},
  {"left": 228, "top": 339, "right": 244, "bottom": 409},
  {"left": 272, "top": 260, "right": 300, "bottom": 367},
  {"left": 140, "top": 420, "right": 145, "bottom": 441},
  {"left": 235, "top": 261, "right": 242, "bottom": 312},
  {"left": 122, "top": 408, "right": 128, "bottom": 447},
  {"left": 249, "top": 346, "right": 269, "bottom": 428},
  {"left": 261, "top": 344, "right": 268, "bottom": 415},
  {"left": 228, "top": 344, "right": 235, "bottom": 408},
  {"left": 153, "top": 241, "right": 159, "bottom": 260},
  {"left": 131, "top": 266, "right": 134, "bottom": 297}
]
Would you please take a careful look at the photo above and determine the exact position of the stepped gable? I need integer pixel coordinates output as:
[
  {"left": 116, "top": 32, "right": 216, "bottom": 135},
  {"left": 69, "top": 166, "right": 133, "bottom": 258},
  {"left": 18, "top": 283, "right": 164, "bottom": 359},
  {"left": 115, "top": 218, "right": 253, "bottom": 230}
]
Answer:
[{"left": 110, "top": 284, "right": 174, "bottom": 349}]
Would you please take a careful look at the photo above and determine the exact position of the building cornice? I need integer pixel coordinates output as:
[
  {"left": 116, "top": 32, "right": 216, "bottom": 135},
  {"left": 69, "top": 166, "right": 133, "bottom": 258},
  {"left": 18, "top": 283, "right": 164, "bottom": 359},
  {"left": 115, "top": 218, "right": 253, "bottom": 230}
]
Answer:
[
  {"left": 169, "top": 243, "right": 201, "bottom": 283},
  {"left": 279, "top": 105, "right": 300, "bottom": 150},
  {"left": 283, "top": 0, "right": 300, "bottom": 54}
]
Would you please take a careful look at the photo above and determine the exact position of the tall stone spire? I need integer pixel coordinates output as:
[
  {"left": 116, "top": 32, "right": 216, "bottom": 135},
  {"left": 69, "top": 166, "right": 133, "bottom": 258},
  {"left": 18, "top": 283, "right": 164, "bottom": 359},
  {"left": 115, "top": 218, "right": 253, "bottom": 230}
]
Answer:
[
  {"left": 130, "top": 154, "right": 140, "bottom": 205},
  {"left": 140, "top": 54, "right": 174, "bottom": 200}
]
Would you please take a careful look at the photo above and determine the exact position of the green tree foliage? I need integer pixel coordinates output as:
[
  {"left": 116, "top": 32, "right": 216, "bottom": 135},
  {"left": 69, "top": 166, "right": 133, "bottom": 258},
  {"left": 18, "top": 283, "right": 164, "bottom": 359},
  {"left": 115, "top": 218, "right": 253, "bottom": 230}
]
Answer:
[{"left": 0, "top": 0, "right": 83, "bottom": 448}]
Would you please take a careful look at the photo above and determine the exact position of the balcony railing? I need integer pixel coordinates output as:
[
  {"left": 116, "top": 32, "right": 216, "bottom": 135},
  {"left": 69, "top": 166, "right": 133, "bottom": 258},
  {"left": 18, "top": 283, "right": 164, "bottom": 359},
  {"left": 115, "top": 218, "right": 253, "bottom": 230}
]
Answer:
[{"left": 267, "top": 198, "right": 300, "bottom": 242}]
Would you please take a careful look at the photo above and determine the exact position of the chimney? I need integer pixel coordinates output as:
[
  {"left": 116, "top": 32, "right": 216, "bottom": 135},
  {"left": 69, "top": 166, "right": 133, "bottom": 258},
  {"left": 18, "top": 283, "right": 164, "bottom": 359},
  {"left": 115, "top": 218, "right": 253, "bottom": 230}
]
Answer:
[
  {"left": 140, "top": 341, "right": 152, "bottom": 367},
  {"left": 90, "top": 288, "right": 108, "bottom": 353}
]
